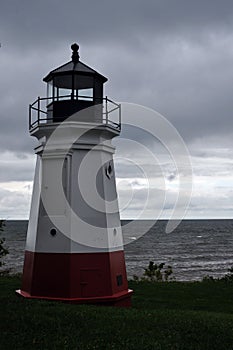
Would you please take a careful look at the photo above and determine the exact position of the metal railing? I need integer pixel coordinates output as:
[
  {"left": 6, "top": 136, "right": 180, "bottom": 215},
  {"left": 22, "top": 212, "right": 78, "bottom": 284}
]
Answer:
[{"left": 29, "top": 95, "right": 121, "bottom": 131}]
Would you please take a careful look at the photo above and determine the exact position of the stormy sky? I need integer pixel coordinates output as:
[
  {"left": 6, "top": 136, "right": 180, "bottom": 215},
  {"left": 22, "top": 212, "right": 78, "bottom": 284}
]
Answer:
[{"left": 1, "top": 0, "right": 233, "bottom": 219}]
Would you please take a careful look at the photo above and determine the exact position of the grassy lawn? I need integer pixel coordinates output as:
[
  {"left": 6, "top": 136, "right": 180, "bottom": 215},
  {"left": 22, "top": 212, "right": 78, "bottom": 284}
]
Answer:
[{"left": 1, "top": 276, "right": 233, "bottom": 349}]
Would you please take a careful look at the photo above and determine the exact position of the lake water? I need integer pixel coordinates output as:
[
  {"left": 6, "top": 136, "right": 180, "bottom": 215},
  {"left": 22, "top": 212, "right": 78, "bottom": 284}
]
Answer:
[{"left": 2, "top": 219, "right": 233, "bottom": 281}]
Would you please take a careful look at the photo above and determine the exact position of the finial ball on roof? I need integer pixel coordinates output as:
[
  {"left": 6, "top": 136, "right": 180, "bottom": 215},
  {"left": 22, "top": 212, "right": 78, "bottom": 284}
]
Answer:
[
  {"left": 71, "top": 43, "right": 79, "bottom": 52},
  {"left": 71, "top": 43, "right": 80, "bottom": 63}
]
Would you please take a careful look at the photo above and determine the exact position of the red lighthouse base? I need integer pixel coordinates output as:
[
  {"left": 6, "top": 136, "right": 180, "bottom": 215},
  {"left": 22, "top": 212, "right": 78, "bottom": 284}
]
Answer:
[
  {"left": 16, "top": 288, "right": 133, "bottom": 307},
  {"left": 16, "top": 250, "right": 133, "bottom": 307}
]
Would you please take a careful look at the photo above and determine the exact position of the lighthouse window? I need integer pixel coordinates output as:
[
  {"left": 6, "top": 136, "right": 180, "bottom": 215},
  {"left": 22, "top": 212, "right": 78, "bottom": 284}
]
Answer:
[
  {"left": 78, "top": 88, "right": 93, "bottom": 101},
  {"left": 116, "top": 275, "right": 123, "bottom": 286},
  {"left": 58, "top": 88, "right": 72, "bottom": 100},
  {"left": 105, "top": 162, "right": 113, "bottom": 179},
  {"left": 47, "top": 82, "right": 53, "bottom": 99},
  {"left": 50, "top": 228, "right": 57, "bottom": 237}
]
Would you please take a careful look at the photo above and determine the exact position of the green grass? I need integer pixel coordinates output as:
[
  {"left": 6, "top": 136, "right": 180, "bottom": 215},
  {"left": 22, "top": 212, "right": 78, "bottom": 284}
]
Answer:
[{"left": 1, "top": 276, "right": 233, "bottom": 349}]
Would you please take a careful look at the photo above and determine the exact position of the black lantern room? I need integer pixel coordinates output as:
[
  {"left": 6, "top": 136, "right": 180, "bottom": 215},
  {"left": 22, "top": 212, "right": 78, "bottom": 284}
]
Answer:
[
  {"left": 29, "top": 44, "right": 121, "bottom": 130},
  {"left": 44, "top": 43, "right": 107, "bottom": 122}
]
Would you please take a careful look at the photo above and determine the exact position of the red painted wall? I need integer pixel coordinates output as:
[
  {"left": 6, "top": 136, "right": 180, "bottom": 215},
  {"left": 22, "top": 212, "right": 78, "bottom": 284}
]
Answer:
[{"left": 22, "top": 250, "right": 129, "bottom": 300}]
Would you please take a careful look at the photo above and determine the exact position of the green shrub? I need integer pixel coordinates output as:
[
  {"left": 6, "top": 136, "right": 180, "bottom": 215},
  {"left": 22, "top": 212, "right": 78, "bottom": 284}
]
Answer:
[
  {"left": 143, "top": 261, "right": 174, "bottom": 282},
  {"left": 219, "top": 266, "right": 233, "bottom": 282},
  {"left": 0, "top": 220, "right": 8, "bottom": 267},
  {"left": 202, "top": 266, "right": 233, "bottom": 283}
]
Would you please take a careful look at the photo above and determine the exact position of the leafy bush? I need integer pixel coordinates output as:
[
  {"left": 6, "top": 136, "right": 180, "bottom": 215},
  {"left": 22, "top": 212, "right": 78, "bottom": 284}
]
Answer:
[
  {"left": 0, "top": 220, "right": 8, "bottom": 267},
  {"left": 202, "top": 266, "right": 233, "bottom": 283},
  {"left": 202, "top": 275, "right": 216, "bottom": 283},
  {"left": 132, "top": 261, "right": 174, "bottom": 282},
  {"left": 143, "top": 261, "right": 173, "bottom": 282},
  {"left": 219, "top": 266, "right": 233, "bottom": 282}
]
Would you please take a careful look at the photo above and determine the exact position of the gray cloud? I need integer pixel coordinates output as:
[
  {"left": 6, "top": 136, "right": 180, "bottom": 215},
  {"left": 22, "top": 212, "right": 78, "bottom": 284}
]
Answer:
[
  {"left": 1, "top": 0, "right": 233, "bottom": 218},
  {"left": 0, "top": 152, "right": 35, "bottom": 182},
  {"left": 0, "top": 187, "right": 31, "bottom": 219},
  {"left": 1, "top": 1, "right": 233, "bottom": 48},
  {"left": 1, "top": 0, "right": 233, "bottom": 151}
]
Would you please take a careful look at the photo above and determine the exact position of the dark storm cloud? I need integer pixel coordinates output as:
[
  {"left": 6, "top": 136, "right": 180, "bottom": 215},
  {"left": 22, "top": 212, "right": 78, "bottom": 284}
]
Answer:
[
  {"left": 0, "top": 153, "right": 35, "bottom": 181},
  {"left": 1, "top": 0, "right": 233, "bottom": 49},
  {"left": 1, "top": 0, "right": 233, "bottom": 221},
  {"left": 1, "top": 0, "right": 233, "bottom": 175}
]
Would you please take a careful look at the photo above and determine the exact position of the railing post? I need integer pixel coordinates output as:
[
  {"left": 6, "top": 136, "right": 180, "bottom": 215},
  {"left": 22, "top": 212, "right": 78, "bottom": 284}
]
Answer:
[
  {"left": 37, "top": 96, "right": 40, "bottom": 125},
  {"left": 29, "top": 105, "right": 31, "bottom": 130},
  {"left": 105, "top": 96, "right": 108, "bottom": 125},
  {"left": 119, "top": 103, "right": 121, "bottom": 130}
]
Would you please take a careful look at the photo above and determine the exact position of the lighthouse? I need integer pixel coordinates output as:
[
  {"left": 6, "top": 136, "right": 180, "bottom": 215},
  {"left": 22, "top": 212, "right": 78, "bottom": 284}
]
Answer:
[{"left": 17, "top": 43, "right": 133, "bottom": 306}]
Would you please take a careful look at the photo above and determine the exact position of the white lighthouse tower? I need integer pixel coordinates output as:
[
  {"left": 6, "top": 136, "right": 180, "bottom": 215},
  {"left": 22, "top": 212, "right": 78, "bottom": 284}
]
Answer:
[{"left": 17, "top": 43, "right": 132, "bottom": 306}]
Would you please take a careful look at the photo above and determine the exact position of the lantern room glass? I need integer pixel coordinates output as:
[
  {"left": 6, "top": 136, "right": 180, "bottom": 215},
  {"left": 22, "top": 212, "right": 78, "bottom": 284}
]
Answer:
[{"left": 46, "top": 74, "right": 95, "bottom": 103}]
